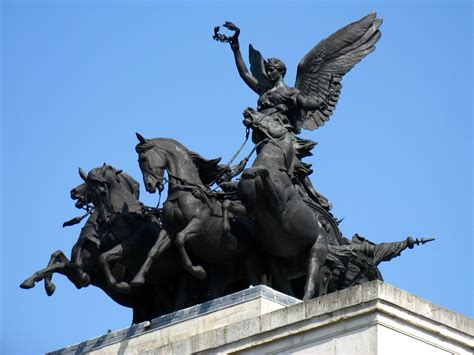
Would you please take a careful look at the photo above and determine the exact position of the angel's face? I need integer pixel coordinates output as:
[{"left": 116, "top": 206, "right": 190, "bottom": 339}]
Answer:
[{"left": 265, "top": 66, "right": 281, "bottom": 83}]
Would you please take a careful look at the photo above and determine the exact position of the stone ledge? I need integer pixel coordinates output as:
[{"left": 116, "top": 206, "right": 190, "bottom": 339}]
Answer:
[
  {"left": 50, "top": 281, "right": 474, "bottom": 354},
  {"left": 48, "top": 285, "right": 300, "bottom": 354},
  {"left": 200, "top": 281, "right": 473, "bottom": 354}
]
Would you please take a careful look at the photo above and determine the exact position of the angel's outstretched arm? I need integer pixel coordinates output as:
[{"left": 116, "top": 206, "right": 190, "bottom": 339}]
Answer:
[{"left": 226, "top": 23, "right": 260, "bottom": 95}]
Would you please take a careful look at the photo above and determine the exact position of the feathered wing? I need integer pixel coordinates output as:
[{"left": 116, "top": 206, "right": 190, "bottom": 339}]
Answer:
[
  {"left": 249, "top": 44, "right": 272, "bottom": 92},
  {"left": 295, "top": 13, "right": 382, "bottom": 131}
]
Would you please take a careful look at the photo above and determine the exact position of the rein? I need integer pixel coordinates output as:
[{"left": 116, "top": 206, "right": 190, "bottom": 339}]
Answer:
[
  {"left": 225, "top": 127, "right": 250, "bottom": 167},
  {"left": 166, "top": 172, "right": 216, "bottom": 203},
  {"left": 62, "top": 204, "right": 95, "bottom": 228},
  {"left": 144, "top": 144, "right": 217, "bottom": 204}
]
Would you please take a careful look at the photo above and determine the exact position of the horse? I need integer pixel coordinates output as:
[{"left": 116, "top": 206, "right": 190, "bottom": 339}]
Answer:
[
  {"left": 20, "top": 168, "right": 167, "bottom": 323},
  {"left": 20, "top": 165, "right": 191, "bottom": 322},
  {"left": 221, "top": 111, "right": 345, "bottom": 300},
  {"left": 76, "top": 164, "right": 190, "bottom": 296},
  {"left": 132, "top": 134, "right": 264, "bottom": 296}
]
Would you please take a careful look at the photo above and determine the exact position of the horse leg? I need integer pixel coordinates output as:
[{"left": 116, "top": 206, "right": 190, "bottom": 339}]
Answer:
[
  {"left": 20, "top": 261, "right": 81, "bottom": 293},
  {"left": 43, "top": 250, "right": 71, "bottom": 296},
  {"left": 222, "top": 199, "right": 248, "bottom": 235},
  {"left": 98, "top": 244, "right": 132, "bottom": 293},
  {"left": 303, "top": 222, "right": 329, "bottom": 300},
  {"left": 71, "top": 241, "right": 92, "bottom": 286},
  {"left": 20, "top": 250, "right": 69, "bottom": 294},
  {"left": 208, "top": 263, "right": 234, "bottom": 299},
  {"left": 131, "top": 229, "right": 171, "bottom": 287},
  {"left": 242, "top": 250, "right": 267, "bottom": 287},
  {"left": 174, "top": 273, "right": 194, "bottom": 310},
  {"left": 243, "top": 168, "right": 286, "bottom": 215},
  {"left": 175, "top": 217, "right": 206, "bottom": 280},
  {"left": 267, "top": 257, "right": 296, "bottom": 297}
]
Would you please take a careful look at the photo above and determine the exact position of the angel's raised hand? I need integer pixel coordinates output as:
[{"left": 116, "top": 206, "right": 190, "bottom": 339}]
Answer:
[
  {"left": 224, "top": 21, "right": 240, "bottom": 50},
  {"left": 223, "top": 21, "right": 240, "bottom": 34}
]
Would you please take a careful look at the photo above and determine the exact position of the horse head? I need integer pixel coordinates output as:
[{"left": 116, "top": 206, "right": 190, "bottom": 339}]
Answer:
[
  {"left": 135, "top": 133, "right": 166, "bottom": 194},
  {"left": 81, "top": 164, "right": 140, "bottom": 222},
  {"left": 70, "top": 168, "right": 89, "bottom": 209}
]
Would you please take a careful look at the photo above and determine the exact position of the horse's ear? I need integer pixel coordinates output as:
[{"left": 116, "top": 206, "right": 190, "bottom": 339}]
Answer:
[
  {"left": 113, "top": 169, "right": 122, "bottom": 183},
  {"left": 78, "top": 168, "right": 87, "bottom": 182},
  {"left": 136, "top": 132, "right": 147, "bottom": 144},
  {"left": 101, "top": 164, "right": 107, "bottom": 177}
]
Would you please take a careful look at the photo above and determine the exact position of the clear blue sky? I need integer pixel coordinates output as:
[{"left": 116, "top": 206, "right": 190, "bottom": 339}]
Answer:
[{"left": 2, "top": 1, "right": 472, "bottom": 353}]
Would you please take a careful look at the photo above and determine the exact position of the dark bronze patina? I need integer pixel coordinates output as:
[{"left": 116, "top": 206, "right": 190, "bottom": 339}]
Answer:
[{"left": 21, "top": 13, "right": 433, "bottom": 323}]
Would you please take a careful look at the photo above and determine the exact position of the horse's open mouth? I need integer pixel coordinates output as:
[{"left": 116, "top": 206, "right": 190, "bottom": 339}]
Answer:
[{"left": 74, "top": 200, "right": 84, "bottom": 208}]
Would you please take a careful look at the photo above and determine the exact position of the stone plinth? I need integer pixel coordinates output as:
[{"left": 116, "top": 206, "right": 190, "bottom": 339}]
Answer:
[{"left": 50, "top": 281, "right": 473, "bottom": 354}]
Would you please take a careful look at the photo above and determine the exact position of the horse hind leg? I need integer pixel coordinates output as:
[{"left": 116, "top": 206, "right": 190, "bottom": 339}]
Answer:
[
  {"left": 267, "top": 256, "right": 296, "bottom": 297},
  {"left": 175, "top": 217, "right": 207, "bottom": 280},
  {"left": 303, "top": 221, "right": 329, "bottom": 301}
]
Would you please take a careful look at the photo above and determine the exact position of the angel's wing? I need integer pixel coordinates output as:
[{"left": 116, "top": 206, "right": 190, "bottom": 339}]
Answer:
[
  {"left": 295, "top": 13, "right": 382, "bottom": 131},
  {"left": 249, "top": 44, "right": 272, "bottom": 92}
]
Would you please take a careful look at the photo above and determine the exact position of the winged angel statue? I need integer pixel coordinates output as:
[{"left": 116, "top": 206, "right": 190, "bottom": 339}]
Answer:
[
  {"left": 216, "top": 13, "right": 383, "bottom": 299},
  {"left": 215, "top": 13, "right": 382, "bottom": 133}
]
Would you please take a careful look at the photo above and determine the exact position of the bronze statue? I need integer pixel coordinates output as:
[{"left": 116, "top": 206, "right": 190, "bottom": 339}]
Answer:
[
  {"left": 217, "top": 13, "right": 383, "bottom": 299},
  {"left": 132, "top": 135, "right": 265, "bottom": 296},
  {"left": 21, "top": 165, "right": 207, "bottom": 322},
  {"left": 20, "top": 13, "right": 434, "bottom": 323},
  {"left": 20, "top": 167, "right": 171, "bottom": 323}
]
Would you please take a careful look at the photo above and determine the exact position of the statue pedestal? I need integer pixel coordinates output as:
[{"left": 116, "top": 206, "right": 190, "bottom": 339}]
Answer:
[{"left": 50, "top": 281, "right": 473, "bottom": 354}]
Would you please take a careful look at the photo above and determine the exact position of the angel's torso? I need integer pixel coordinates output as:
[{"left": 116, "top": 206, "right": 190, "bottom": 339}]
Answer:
[{"left": 257, "top": 85, "right": 298, "bottom": 113}]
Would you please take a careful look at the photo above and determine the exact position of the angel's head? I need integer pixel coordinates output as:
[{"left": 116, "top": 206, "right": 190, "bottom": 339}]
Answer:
[{"left": 265, "top": 58, "right": 286, "bottom": 83}]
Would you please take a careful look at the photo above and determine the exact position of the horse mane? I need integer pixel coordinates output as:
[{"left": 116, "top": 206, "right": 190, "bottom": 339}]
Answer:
[
  {"left": 144, "top": 138, "right": 226, "bottom": 186},
  {"left": 185, "top": 149, "right": 225, "bottom": 186},
  {"left": 293, "top": 135, "right": 317, "bottom": 179},
  {"left": 119, "top": 172, "right": 140, "bottom": 199},
  {"left": 89, "top": 165, "right": 140, "bottom": 199},
  {"left": 291, "top": 135, "right": 333, "bottom": 211}
]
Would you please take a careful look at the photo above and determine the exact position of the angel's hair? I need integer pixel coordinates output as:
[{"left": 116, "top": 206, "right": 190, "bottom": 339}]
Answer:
[{"left": 265, "top": 58, "right": 286, "bottom": 78}]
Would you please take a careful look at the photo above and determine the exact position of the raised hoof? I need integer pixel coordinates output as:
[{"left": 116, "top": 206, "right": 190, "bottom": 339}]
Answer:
[
  {"left": 45, "top": 282, "right": 56, "bottom": 296},
  {"left": 20, "top": 279, "right": 35, "bottom": 289},
  {"left": 242, "top": 167, "right": 269, "bottom": 179},
  {"left": 130, "top": 275, "right": 146, "bottom": 288},
  {"left": 78, "top": 271, "right": 91, "bottom": 286},
  {"left": 115, "top": 282, "right": 132, "bottom": 293},
  {"left": 190, "top": 265, "right": 207, "bottom": 280}
]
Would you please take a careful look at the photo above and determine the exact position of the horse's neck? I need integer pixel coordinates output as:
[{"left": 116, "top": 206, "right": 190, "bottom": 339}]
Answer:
[
  {"left": 163, "top": 147, "right": 202, "bottom": 188},
  {"left": 254, "top": 135, "right": 295, "bottom": 171},
  {"left": 108, "top": 183, "right": 142, "bottom": 214}
]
